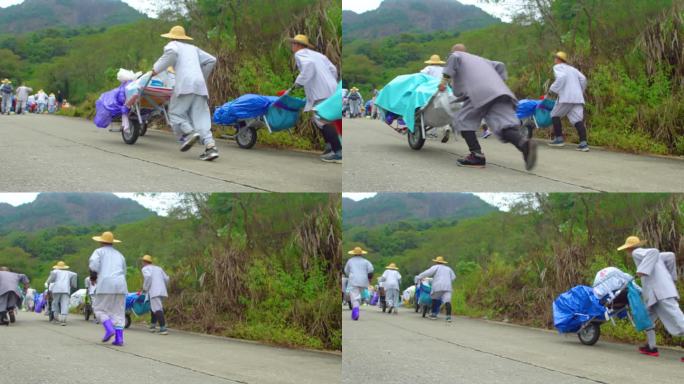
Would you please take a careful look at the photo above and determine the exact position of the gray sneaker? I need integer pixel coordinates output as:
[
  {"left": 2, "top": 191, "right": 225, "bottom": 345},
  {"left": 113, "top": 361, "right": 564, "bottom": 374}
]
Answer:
[
  {"left": 199, "top": 146, "right": 219, "bottom": 161},
  {"left": 321, "top": 150, "right": 342, "bottom": 164},
  {"left": 577, "top": 142, "right": 590, "bottom": 152},
  {"left": 180, "top": 133, "right": 201, "bottom": 152}
]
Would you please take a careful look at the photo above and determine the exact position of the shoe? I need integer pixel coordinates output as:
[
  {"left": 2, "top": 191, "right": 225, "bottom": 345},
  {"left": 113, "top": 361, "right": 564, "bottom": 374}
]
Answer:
[
  {"left": 429, "top": 314, "right": 438, "bottom": 320},
  {"left": 8, "top": 310, "right": 15, "bottom": 323},
  {"left": 0, "top": 311, "right": 8, "bottom": 325},
  {"left": 112, "top": 329, "right": 124, "bottom": 346},
  {"left": 523, "top": 140, "right": 537, "bottom": 171},
  {"left": 148, "top": 325, "right": 157, "bottom": 333},
  {"left": 321, "top": 150, "right": 342, "bottom": 164},
  {"left": 351, "top": 307, "right": 359, "bottom": 321},
  {"left": 199, "top": 146, "right": 219, "bottom": 161},
  {"left": 446, "top": 316, "right": 452, "bottom": 322},
  {"left": 102, "top": 319, "right": 116, "bottom": 342},
  {"left": 638, "top": 345, "right": 659, "bottom": 357},
  {"left": 576, "top": 142, "right": 590, "bottom": 152},
  {"left": 441, "top": 129, "right": 450, "bottom": 143},
  {"left": 548, "top": 137, "right": 565, "bottom": 147},
  {"left": 322, "top": 144, "right": 332, "bottom": 156},
  {"left": 387, "top": 306, "right": 393, "bottom": 314},
  {"left": 482, "top": 130, "right": 492, "bottom": 139},
  {"left": 180, "top": 133, "right": 200, "bottom": 152},
  {"left": 457, "top": 153, "right": 486, "bottom": 168},
  {"left": 158, "top": 327, "right": 168, "bottom": 335}
]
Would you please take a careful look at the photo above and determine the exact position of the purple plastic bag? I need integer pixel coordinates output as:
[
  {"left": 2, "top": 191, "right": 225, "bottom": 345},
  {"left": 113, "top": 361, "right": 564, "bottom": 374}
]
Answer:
[
  {"left": 370, "top": 292, "right": 379, "bottom": 306},
  {"left": 94, "top": 82, "right": 131, "bottom": 128}
]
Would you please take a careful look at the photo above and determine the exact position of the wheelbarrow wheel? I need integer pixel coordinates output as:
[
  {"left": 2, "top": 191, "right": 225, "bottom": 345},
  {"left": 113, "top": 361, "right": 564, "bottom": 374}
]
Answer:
[
  {"left": 236, "top": 126, "right": 257, "bottom": 149},
  {"left": 578, "top": 322, "right": 601, "bottom": 345},
  {"left": 140, "top": 122, "right": 148, "bottom": 137},
  {"left": 125, "top": 313, "right": 132, "bottom": 329},
  {"left": 122, "top": 118, "right": 141, "bottom": 145},
  {"left": 408, "top": 127, "right": 425, "bottom": 150}
]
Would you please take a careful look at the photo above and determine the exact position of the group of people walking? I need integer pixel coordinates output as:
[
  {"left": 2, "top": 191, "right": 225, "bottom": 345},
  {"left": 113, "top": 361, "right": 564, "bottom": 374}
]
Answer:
[{"left": 0, "top": 79, "right": 65, "bottom": 115}]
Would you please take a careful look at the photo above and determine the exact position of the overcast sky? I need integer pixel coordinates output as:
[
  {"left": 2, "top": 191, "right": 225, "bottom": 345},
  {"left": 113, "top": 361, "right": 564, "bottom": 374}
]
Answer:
[
  {"left": 342, "top": 192, "right": 530, "bottom": 212},
  {"left": 343, "top": 0, "right": 518, "bottom": 22},
  {"left": 0, "top": 193, "right": 181, "bottom": 216},
  {"left": 0, "top": 0, "right": 157, "bottom": 16}
]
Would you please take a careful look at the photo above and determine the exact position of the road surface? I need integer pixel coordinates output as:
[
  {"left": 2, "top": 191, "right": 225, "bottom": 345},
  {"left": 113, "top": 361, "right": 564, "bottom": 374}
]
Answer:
[
  {"left": 0, "top": 114, "right": 340, "bottom": 192},
  {"left": 1, "top": 312, "right": 340, "bottom": 384},
  {"left": 343, "top": 307, "right": 683, "bottom": 384},
  {"left": 343, "top": 118, "right": 684, "bottom": 192}
]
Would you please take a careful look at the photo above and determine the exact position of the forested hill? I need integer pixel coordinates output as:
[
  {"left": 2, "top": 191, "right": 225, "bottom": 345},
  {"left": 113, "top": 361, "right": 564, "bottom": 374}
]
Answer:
[
  {"left": 0, "top": 0, "right": 146, "bottom": 34},
  {"left": 342, "top": 0, "right": 500, "bottom": 40}
]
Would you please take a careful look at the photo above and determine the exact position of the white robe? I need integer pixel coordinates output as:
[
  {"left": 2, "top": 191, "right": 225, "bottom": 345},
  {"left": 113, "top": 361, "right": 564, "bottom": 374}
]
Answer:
[
  {"left": 344, "top": 256, "right": 374, "bottom": 288},
  {"left": 88, "top": 245, "right": 128, "bottom": 295},
  {"left": 153, "top": 41, "right": 216, "bottom": 97},
  {"left": 294, "top": 48, "right": 338, "bottom": 111},
  {"left": 142, "top": 265, "right": 169, "bottom": 299},
  {"left": 550, "top": 63, "right": 587, "bottom": 104},
  {"left": 420, "top": 65, "right": 444, "bottom": 79},
  {"left": 45, "top": 270, "right": 77, "bottom": 294},
  {"left": 379, "top": 269, "right": 401, "bottom": 290}
]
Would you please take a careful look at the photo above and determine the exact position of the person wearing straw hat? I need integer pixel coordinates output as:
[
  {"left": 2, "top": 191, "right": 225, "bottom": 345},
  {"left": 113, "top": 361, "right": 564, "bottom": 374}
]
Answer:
[
  {"left": 618, "top": 236, "right": 684, "bottom": 361},
  {"left": 421, "top": 54, "right": 446, "bottom": 79},
  {"left": 289, "top": 34, "right": 341, "bottom": 163},
  {"left": 36, "top": 89, "right": 48, "bottom": 114},
  {"left": 439, "top": 45, "right": 537, "bottom": 170},
  {"left": 151, "top": 25, "right": 218, "bottom": 161},
  {"left": 417, "top": 256, "right": 456, "bottom": 322},
  {"left": 44, "top": 261, "right": 77, "bottom": 326},
  {"left": 344, "top": 247, "right": 374, "bottom": 321},
  {"left": 1, "top": 79, "right": 13, "bottom": 115},
  {"left": 0, "top": 267, "right": 29, "bottom": 325},
  {"left": 548, "top": 51, "right": 589, "bottom": 151},
  {"left": 89, "top": 231, "right": 127, "bottom": 346},
  {"left": 379, "top": 263, "right": 402, "bottom": 314},
  {"left": 347, "top": 87, "right": 363, "bottom": 119},
  {"left": 15, "top": 83, "right": 32, "bottom": 115},
  {"left": 141, "top": 255, "right": 170, "bottom": 335}
]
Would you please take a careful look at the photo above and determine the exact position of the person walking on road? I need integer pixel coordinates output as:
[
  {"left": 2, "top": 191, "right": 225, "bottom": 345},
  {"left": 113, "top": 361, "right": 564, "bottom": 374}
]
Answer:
[
  {"left": 152, "top": 26, "right": 218, "bottom": 161},
  {"left": 15, "top": 84, "right": 32, "bottom": 115},
  {"left": 439, "top": 45, "right": 537, "bottom": 170},
  {"left": 548, "top": 52, "right": 589, "bottom": 151},
  {"left": 289, "top": 34, "right": 341, "bottom": 163},
  {"left": 379, "top": 263, "right": 402, "bottom": 314},
  {"left": 89, "top": 231, "right": 128, "bottom": 346},
  {"left": 344, "top": 247, "right": 374, "bottom": 321},
  {"left": 420, "top": 54, "right": 446, "bottom": 79},
  {"left": 36, "top": 89, "right": 48, "bottom": 114},
  {"left": 141, "top": 255, "right": 170, "bottom": 335},
  {"left": 618, "top": 236, "right": 684, "bottom": 361},
  {"left": 0, "top": 267, "right": 30, "bottom": 325},
  {"left": 1, "top": 79, "right": 14, "bottom": 115},
  {"left": 347, "top": 88, "right": 363, "bottom": 118},
  {"left": 417, "top": 256, "right": 456, "bottom": 322},
  {"left": 45, "top": 261, "right": 77, "bottom": 326}
]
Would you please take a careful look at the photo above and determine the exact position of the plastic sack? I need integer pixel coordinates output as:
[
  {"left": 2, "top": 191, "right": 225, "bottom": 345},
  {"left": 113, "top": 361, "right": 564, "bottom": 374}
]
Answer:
[
  {"left": 117, "top": 68, "right": 140, "bottom": 82},
  {"left": 125, "top": 292, "right": 150, "bottom": 316},
  {"left": 265, "top": 94, "right": 306, "bottom": 132},
  {"left": 516, "top": 99, "right": 540, "bottom": 119},
  {"left": 362, "top": 289, "right": 370, "bottom": 301},
  {"left": 34, "top": 293, "right": 45, "bottom": 313},
  {"left": 627, "top": 282, "right": 653, "bottom": 331},
  {"left": 418, "top": 283, "right": 432, "bottom": 306},
  {"left": 534, "top": 98, "right": 555, "bottom": 127},
  {"left": 553, "top": 285, "right": 606, "bottom": 333},
  {"left": 422, "top": 91, "right": 459, "bottom": 128},
  {"left": 213, "top": 94, "right": 278, "bottom": 125},
  {"left": 124, "top": 73, "right": 152, "bottom": 106},
  {"left": 370, "top": 292, "right": 379, "bottom": 306},
  {"left": 315, "top": 81, "right": 343, "bottom": 121},
  {"left": 94, "top": 82, "right": 130, "bottom": 128}
]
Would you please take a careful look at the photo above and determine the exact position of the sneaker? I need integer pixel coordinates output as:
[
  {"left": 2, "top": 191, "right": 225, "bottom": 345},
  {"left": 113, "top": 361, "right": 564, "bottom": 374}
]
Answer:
[
  {"left": 441, "top": 129, "right": 450, "bottom": 143},
  {"left": 523, "top": 140, "right": 538, "bottom": 171},
  {"left": 576, "top": 142, "right": 590, "bottom": 152},
  {"left": 199, "top": 146, "right": 219, "bottom": 161},
  {"left": 482, "top": 130, "right": 492, "bottom": 139},
  {"left": 158, "top": 328, "right": 168, "bottom": 335},
  {"left": 548, "top": 137, "right": 565, "bottom": 147},
  {"left": 180, "top": 133, "right": 200, "bottom": 152},
  {"left": 638, "top": 345, "right": 660, "bottom": 357},
  {"left": 457, "top": 153, "right": 486, "bottom": 168},
  {"left": 446, "top": 316, "right": 452, "bottom": 323},
  {"left": 61, "top": 321, "right": 66, "bottom": 326},
  {"left": 148, "top": 325, "right": 157, "bottom": 333},
  {"left": 321, "top": 150, "right": 342, "bottom": 164},
  {"left": 322, "top": 145, "right": 332, "bottom": 156},
  {"left": 429, "top": 315, "right": 438, "bottom": 320}
]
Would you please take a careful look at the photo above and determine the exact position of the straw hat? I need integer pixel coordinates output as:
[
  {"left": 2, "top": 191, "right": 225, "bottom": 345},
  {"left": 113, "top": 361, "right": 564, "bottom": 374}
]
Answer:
[
  {"left": 348, "top": 246, "right": 368, "bottom": 255},
  {"left": 617, "top": 236, "right": 646, "bottom": 251},
  {"left": 142, "top": 255, "right": 154, "bottom": 263},
  {"left": 432, "top": 256, "right": 448, "bottom": 264},
  {"left": 92, "top": 231, "right": 121, "bottom": 244},
  {"left": 424, "top": 54, "right": 446, "bottom": 65},
  {"left": 161, "top": 26, "right": 193, "bottom": 40},
  {"left": 385, "top": 263, "right": 399, "bottom": 270},
  {"left": 554, "top": 51, "right": 568, "bottom": 62},
  {"left": 288, "top": 34, "right": 314, "bottom": 48},
  {"left": 0, "top": 79, "right": 7, "bottom": 84},
  {"left": 52, "top": 261, "right": 70, "bottom": 270},
  {"left": 351, "top": 87, "right": 359, "bottom": 91}
]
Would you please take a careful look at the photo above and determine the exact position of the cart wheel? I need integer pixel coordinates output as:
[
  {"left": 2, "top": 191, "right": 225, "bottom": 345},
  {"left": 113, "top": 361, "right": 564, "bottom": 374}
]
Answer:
[
  {"left": 236, "top": 126, "right": 257, "bottom": 149},
  {"left": 520, "top": 122, "right": 534, "bottom": 139},
  {"left": 140, "top": 122, "right": 148, "bottom": 137},
  {"left": 408, "top": 127, "right": 425, "bottom": 150},
  {"left": 578, "top": 322, "right": 601, "bottom": 345},
  {"left": 125, "top": 313, "right": 132, "bottom": 329},
  {"left": 122, "top": 119, "right": 141, "bottom": 145}
]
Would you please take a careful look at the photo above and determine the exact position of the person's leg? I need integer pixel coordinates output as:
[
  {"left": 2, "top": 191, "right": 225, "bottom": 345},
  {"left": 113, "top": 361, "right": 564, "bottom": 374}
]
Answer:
[
  {"left": 168, "top": 94, "right": 199, "bottom": 150},
  {"left": 640, "top": 306, "right": 661, "bottom": 356},
  {"left": 653, "top": 298, "right": 684, "bottom": 336},
  {"left": 549, "top": 103, "right": 572, "bottom": 146},
  {"left": 430, "top": 291, "right": 444, "bottom": 318},
  {"left": 567, "top": 105, "right": 588, "bottom": 151},
  {"left": 111, "top": 294, "right": 126, "bottom": 346},
  {"left": 350, "top": 287, "right": 362, "bottom": 320},
  {"left": 454, "top": 101, "right": 486, "bottom": 167},
  {"left": 51, "top": 293, "right": 61, "bottom": 323},
  {"left": 441, "top": 291, "right": 452, "bottom": 322},
  {"left": 59, "top": 293, "right": 69, "bottom": 324},
  {"left": 149, "top": 297, "right": 161, "bottom": 331},
  {"left": 94, "top": 294, "right": 115, "bottom": 342},
  {"left": 486, "top": 98, "right": 538, "bottom": 171},
  {"left": 188, "top": 95, "right": 218, "bottom": 161}
]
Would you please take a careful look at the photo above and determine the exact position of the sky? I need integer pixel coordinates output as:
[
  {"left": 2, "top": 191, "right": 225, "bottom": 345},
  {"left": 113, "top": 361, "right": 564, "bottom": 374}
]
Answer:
[
  {"left": 342, "top": 0, "right": 518, "bottom": 22},
  {"left": 0, "top": 0, "right": 158, "bottom": 16},
  {"left": 342, "top": 192, "right": 530, "bottom": 212},
  {"left": 0, "top": 193, "right": 181, "bottom": 216}
]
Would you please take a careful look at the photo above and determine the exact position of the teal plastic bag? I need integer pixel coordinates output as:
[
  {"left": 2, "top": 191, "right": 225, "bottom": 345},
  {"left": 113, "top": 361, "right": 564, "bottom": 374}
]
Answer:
[
  {"left": 315, "top": 81, "right": 342, "bottom": 121},
  {"left": 264, "top": 94, "right": 306, "bottom": 132},
  {"left": 627, "top": 281, "right": 653, "bottom": 332},
  {"left": 534, "top": 98, "right": 555, "bottom": 127}
]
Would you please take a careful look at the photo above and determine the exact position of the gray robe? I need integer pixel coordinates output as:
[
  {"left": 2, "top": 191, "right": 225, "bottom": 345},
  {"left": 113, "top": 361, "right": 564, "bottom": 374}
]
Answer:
[
  {"left": 443, "top": 52, "right": 516, "bottom": 108},
  {"left": 633, "top": 248, "right": 679, "bottom": 307}
]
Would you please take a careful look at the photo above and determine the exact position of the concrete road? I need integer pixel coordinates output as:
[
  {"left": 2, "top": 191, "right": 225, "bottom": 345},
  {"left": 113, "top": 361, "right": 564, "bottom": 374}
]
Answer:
[
  {"left": 0, "top": 114, "right": 340, "bottom": 192},
  {"left": 343, "top": 118, "right": 684, "bottom": 192},
  {"left": 1, "top": 312, "right": 340, "bottom": 384},
  {"left": 343, "top": 307, "right": 683, "bottom": 384}
]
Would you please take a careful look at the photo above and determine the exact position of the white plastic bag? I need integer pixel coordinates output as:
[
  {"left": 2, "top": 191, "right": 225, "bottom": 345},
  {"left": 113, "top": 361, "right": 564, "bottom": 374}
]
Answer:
[
  {"left": 423, "top": 91, "right": 459, "bottom": 128},
  {"left": 117, "top": 68, "right": 140, "bottom": 82}
]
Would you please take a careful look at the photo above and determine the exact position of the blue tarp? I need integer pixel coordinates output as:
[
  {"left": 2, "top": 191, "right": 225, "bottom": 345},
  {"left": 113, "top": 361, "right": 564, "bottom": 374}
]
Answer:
[
  {"left": 553, "top": 285, "right": 606, "bottom": 333},
  {"left": 94, "top": 82, "right": 130, "bottom": 128},
  {"left": 516, "top": 98, "right": 555, "bottom": 128},
  {"left": 264, "top": 94, "right": 306, "bottom": 132},
  {"left": 315, "top": 81, "right": 343, "bottom": 121},
  {"left": 627, "top": 282, "right": 653, "bottom": 331},
  {"left": 125, "top": 293, "right": 150, "bottom": 316},
  {"left": 516, "top": 99, "right": 541, "bottom": 119},
  {"left": 213, "top": 94, "right": 279, "bottom": 125},
  {"left": 375, "top": 73, "right": 450, "bottom": 133}
]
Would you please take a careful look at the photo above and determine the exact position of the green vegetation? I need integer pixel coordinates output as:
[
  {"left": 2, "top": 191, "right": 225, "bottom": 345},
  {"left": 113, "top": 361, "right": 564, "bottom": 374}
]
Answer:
[
  {"left": 0, "top": 193, "right": 341, "bottom": 350},
  {"left": 343, "top": 0, "right": 684, "bottom": 155},
  {"left": 343, "top": 193, "right": 684, "bottom": 346}
]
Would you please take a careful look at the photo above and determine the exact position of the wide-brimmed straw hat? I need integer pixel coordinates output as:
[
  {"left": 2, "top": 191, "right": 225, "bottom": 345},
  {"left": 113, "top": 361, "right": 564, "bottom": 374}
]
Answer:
[
  {"left": 288, "top": 34, "right": 314, "bottom": 48},
  {"left": 385, "top": 263, "right": 399, "bottom": 270},
  {"left": 617, "top": 236, "right": 645, "bottom": 251},
  {"left": 52, "top": 261, "right": 70, "bottom": 270},
  {"left": 161, "top": 26, "right": 193, "bottom": 40},
  {"left": 554, "top": 51, "right": 568, "bottom": 62},
  {"left": 432, "top": 256, "right": 448, "bottom": 264},
  {"left": 424, "top": 54, "right": 446, "bottom": 65},
  {"left": 351, "top": 87, "right": 359, "bottom": 91},
  {"left": 348, "top": 246, "right": 368, "bottom": 255},
  {"left": 142, "top": 255, "right": 154, "bottom": 263},
  {"left": 92, "top": 231, "right": 121, "bottom": 244}
]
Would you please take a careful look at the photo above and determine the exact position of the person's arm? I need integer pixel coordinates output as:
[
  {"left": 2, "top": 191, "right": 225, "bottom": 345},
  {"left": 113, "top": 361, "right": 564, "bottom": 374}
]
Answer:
[
  {"left": 635, "top": 249, "right": 658, "bottom": 277},
  {"left": 549, "top": 66, "right": 564, "bottom": 95},
  {"left": 579, "top": 70, "right": 587, "bottom": 92},
  {"left": 198, "top": 48, "right": 217, "bottom": 80},
  {"left": 142, "top": 268, "right": 151, "bottom": 293},
  {"left": 294, "top": 53, "right": 315, "bottom": 87},
  {"left": 327, "top": 58, "right": 338, "bottom": 80},
  {"left": 417, "top": 265, "right": 437, "bottom": 280},
  {"left": 88, "top": 250, "right": 100, "bottom": 283},
  {"left": 70, "top": 273, "right": 77, "bottom": 291},
  {"left": 163, "top": 269, "right": 170, "bottom": 286},
  {"left": 152, "top": 43, "right": 178, "bottom": 76},
  {"left": 490, "top": 61, "right": 508, "bottom": 81}
]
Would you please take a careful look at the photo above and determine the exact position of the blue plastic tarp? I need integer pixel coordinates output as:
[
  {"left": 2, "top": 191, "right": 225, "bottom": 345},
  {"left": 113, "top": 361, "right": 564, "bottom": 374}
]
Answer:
[
  {"left": 375, "top": 73, "right": 449, "bottom": 133},
  {"left": 516, "top": 99, "right": 540, "bottom": 119},
  {"left": 125, "top": 293, "right": 150, "bottom": 316},
  {"left": 213, "top": 94, "right": 279, "bottom": 125},
  {"left": 627, "top": 282, "right": 653, "bottom": 331},
  {"left": 315, "top": 81, "right": 343, "bottom": 121},
  {"left": 94, "top": 82, "right": 130, "bottom": 129},
  {"left": 516, "top": 98, "right": 555, "bottom": 128},
  {"left": 553, "top": 285, "right": 606, "bottom": 333}
]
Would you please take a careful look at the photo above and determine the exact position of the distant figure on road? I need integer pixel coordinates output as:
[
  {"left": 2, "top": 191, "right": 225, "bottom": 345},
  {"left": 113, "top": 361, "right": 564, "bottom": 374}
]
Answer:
[
  {"left": 23, "top": 286, "right": 36, "bottom": 311},
  {"left": 1, "top": 79, "right": 14, "bottom": 115},
  {"left": 420, "top": 54, "right": 446, "bottom": 79},
  {"left": 141, "top": 255, "right": 170, "bottom": 335},
  {"left": 15, "top": 84, "right": 33, "bottom": 115},
  {"left": 45, "top": 261, "right": 77, "bottom": 326},
  {"left": 439, "top": 45, "right": 537, "bottom": 170},
  {"left": 89, "top": 231, "right": 128, "bottom": 346},
  {"left": 48, "top": 93, "right": 57, "bottom": 113},
  {"left": 0, "top": 266, "right": 30, "bottom": 325},
  {"left": 347, "top": 88, "right": 363, "bottom": 119},
  {"left": 152, "top": 26, "right": 218, "bottom": 161},
  {"left": 379, "top": 263, "right": 401, "bottom": 314},
  {"left": 618, "top": 236, "right": 684, "bottom": 361},
  {"left": 344, "top": 247, "right": 374, "bottom": 321},
  {"left": 417, "top": 256, "right": 456, "bottom": 322},
  {"left": 548, "top": 51, "right": 589, "bottom": 151}
]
